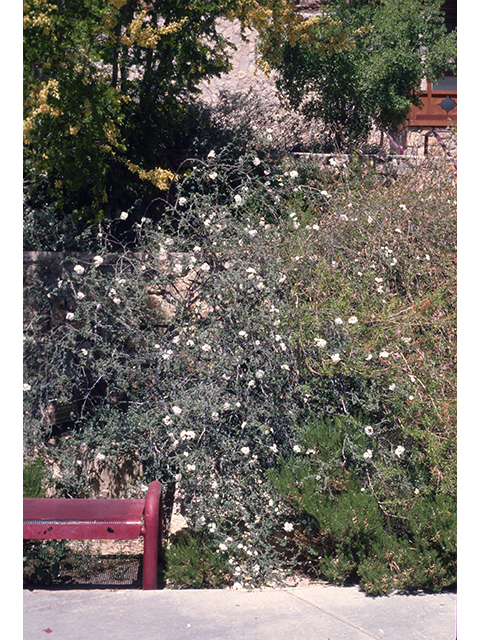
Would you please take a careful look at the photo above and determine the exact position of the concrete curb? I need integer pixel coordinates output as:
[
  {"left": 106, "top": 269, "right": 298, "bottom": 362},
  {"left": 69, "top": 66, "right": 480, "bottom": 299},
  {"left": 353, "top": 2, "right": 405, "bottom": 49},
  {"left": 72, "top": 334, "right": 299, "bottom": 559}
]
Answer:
[{"left": 23, "top": 584, "right": 456, "bottom": 640}]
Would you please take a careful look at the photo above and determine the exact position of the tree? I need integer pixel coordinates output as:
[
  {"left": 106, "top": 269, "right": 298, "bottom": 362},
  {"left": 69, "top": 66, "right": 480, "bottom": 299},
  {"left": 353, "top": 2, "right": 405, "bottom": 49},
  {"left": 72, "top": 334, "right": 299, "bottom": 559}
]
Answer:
[
  {"left": 23, "top": 0, "right": 243, "bottom": 222},
  {"left": 23, "top": 0, "right": 352, "bottom": 229},
  {"left": 264, "top": 0, "right": 457, "bottom": 149}
]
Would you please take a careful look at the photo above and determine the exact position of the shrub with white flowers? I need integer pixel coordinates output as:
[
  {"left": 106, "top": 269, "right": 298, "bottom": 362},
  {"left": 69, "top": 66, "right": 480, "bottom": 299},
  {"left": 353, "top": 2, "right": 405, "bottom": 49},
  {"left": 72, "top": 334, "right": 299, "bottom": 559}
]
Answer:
[{"left": 23, "top": 145, "right": 456, "bottom": 594}]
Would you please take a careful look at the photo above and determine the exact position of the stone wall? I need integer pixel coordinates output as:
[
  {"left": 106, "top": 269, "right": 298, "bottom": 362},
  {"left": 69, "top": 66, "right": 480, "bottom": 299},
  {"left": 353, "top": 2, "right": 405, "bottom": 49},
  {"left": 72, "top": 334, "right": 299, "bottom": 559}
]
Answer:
[{"left": 199, "top": 19, "right": 280, "bottom": 108}]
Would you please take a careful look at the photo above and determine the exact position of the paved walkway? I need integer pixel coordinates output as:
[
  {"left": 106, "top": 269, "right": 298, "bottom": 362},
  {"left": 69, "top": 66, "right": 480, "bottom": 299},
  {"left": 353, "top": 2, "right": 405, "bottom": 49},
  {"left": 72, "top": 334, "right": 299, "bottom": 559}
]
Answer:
[{"left": 23, "top": 584, "right": 456, "bottom": 640}]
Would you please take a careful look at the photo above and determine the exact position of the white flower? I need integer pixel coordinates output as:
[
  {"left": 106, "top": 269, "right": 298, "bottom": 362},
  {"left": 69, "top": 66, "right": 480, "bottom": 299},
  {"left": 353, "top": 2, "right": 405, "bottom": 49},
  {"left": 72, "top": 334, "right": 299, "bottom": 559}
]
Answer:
[
  {"left": 238, "top": 330, "right": 248, "bottom": 339},
  {"left": 379, "top": 350, "right": 390, "bottom": 358},
  {"left": 186, "top": 463, "right": 196, "bottom": 472},
  {"left": 77, "top": 292, "right": 85, "bottom": 300},
  {"left": 162, "top": 349, "right": 173, "bottom": 360},
  {"left": 178, "top": 197, "right": 187, "bottom": 206},
  {"left": 66, "top": 312, "right": 75, "bottom": 321},
  {"left": 209, "top": 172, "right": 218, "bottom": 180},
  {"left": 80, "top": 348, "right": 88, "bottom": 356},
  {"left": 73, "top": 265, "right": 85, "bottom": 275},
  {"left": 315, "top": 338, "right": 327, "bottom": 349},
  {"left": 234, "top": 194, "right": 243, "bottom": 206},
  {"left": 92, "top": 255, "right": 103, "bottom": 267},
  {"left": 23, "top": 383, "right": 32, "bottom": 392},
  {"left": 334, "top": 317, "right": 343, "bottom": 325},
  {"left": 312, "top": 223, "right": 320, "bottom": 231},
  {"left": 163, "top": 416, "right": 173, "bottom": 426},
  {"left": 347, "top": 316, "right": 358, "bottom": 325},
  {"left": 270, "top": 444, "right": 278, "bottom": 453},
  {"left": 173, "top": 263, "right": 183, "bottom": 274},
  {"left": 365, "top": 353, "right": 373, "bottom": 361},
  {"left": 367, "top": 215, "right": 373, "bottom": 224},
  {"left": 172, "top": 406, "right": 182, "bottom": 416},
  {"left": 201, "top": 343, "right": 211, "bottom": 352},
  {"left": 200, "top": 262, "right": 210, "bottom": 272},
  {"left": 211, "top": 411, "right": 219, "bottom": 421},
  {"left": 180, "top": 430, "right": 195, "bottom": 440},
  {"left": 283, "top": 522, "right": 294, "bottom": 532},
  {"left": 293, "top": 445, "right": 301, "bottom": 454},
  {"left": 339, "top": 214, "right": 349, "bottom": 222},
  {"left": 207, "top": 149, "right": 216, "bottom": 159},
  {"left": 363, "top": 449, "right": 373, "bottom": 459},
  {"left": 247, "top": 380, "right": 256, "bottom": 388},
  {"left": 281, "top": 364, "right": 290, "bottom": 371},
  {"left": 253, "top": 157, "right": 261, "bottom": 166},
  {"left": 330, "top": 353, "right": 341, "bottom": 363},
  {"left": 289, "top": 170, "right": 299, "bottom": 179},
  {"left": 255, "top": 370, "right": 265, "bottom": 379},
  {"left": 320, "top": 190, "right": 329, "bottom": 197},
  {"left": 389, "top": 383, "right": 396, "bottom": 391},
  {"left": 241, "top": 446, "right": 250, "bottom": 456},
  {"left": 364, "top": 426, "right": 374, "bottom": 436},
  {"left": 120, "top": 211, "right": 129, "bottom": 220},
  {"left": 208, "top": 522, "right": 217, "bottom": 533},
  {"left": 113, "top": 297, "right": 121, "bottom": 305},
  {"left": 395, "top": 445, "right": 405, "bottom": 457},
  {"left": 399, "top": 204, "right": 407, "bottom": 211}
]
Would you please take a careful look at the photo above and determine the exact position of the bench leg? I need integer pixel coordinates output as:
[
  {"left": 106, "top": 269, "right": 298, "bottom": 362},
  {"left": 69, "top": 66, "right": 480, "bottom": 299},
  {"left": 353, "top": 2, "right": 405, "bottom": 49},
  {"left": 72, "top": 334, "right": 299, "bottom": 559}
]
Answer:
[{"left": 142, "top": 481, "right": 162, "bottom": 590}]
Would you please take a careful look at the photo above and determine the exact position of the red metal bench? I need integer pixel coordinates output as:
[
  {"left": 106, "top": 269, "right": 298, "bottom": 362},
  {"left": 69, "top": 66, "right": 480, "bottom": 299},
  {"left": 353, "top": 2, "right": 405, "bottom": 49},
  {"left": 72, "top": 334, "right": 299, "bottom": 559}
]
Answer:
[{"left": 23, "top": 480, "right": 162, "bottom": 590}]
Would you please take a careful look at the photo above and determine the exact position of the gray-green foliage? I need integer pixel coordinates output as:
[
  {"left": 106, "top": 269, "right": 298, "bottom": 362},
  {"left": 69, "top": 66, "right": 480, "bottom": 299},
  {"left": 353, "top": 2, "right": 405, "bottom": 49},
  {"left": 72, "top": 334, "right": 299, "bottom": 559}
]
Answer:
[
  {"left": 23, "top": 146, "right": 456, "bottom": 592},
  {"left": 270, "top": 0, "right": 457, "bottom": 148}
]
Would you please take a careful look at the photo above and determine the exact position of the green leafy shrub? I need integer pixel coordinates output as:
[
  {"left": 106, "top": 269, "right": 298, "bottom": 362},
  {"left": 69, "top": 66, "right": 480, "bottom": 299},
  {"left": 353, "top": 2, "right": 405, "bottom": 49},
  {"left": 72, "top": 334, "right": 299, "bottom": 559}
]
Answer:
[
  {"left": 265, "top": 0, "right": 456, "bottom": 148},
  {"left": 270, "top": 416, "right": 456, "bottom": 595},
  {"left": 23, "top": 540, "right": 74, "bottom": 586},
  {"left": 165, "top": 532, "right": 231, "bottom": 589},
  {"left": 24, "top": 458, "right": 46, "bottom": 498}
]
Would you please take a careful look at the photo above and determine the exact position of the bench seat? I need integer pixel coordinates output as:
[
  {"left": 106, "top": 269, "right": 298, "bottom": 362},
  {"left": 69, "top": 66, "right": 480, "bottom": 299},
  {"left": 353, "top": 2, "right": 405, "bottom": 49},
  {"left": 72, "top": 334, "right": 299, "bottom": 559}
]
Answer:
[{"left": 23, "top": 481, "right": 162, "bottom": 589}]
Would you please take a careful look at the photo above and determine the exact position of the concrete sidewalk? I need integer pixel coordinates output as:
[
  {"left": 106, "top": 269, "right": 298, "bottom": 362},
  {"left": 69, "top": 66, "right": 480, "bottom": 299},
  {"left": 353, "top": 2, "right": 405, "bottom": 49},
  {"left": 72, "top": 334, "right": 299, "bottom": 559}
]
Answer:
[{"left": 23, "top": 584, "right": 456, "bottom": 640}]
